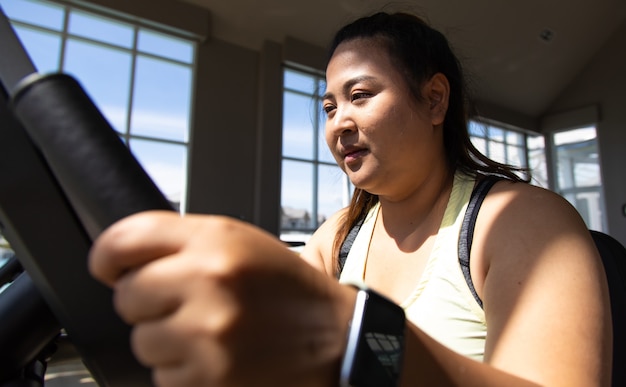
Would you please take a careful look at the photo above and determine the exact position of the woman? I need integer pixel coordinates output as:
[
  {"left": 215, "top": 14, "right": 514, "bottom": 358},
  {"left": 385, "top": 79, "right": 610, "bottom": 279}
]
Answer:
[{"left": 89, "top": 12, "right": 612, "bottom": 387}]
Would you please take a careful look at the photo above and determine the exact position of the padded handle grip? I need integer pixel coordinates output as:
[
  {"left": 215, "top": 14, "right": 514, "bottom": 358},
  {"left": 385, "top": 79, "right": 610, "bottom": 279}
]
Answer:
[{"left": 10, "top": 73, "right": 174, "bottom": 239}]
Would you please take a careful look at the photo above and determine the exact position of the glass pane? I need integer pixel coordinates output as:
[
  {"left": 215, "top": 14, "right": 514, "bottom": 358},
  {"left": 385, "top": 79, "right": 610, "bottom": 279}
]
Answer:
[
  {"left": 527, "top": 134, "right": 548, "bottom": 188},
  {"left": 468, "top": 120, "right": 486, "bottom": 137},
  {"left": 318, "top": 164, "right": 346, "bottom": 226},
  {"left": 281, "top": 160, "right": 313, "bottom": 230},
  {"left": 317, "top": 107, "right": 335, "bottom": 163},
  {"left": 527, "top": 133, "right": 545, "bottom": 150},
  {"left": 506, "top": 145, "right": 525, "bottom": 167},
  {"left": 1, "top": 0, "right": 64, "bottom": 30},
  {"left": 470, "top": 136, "right": 486, "bottom": 156},
  {"left": 13, "top": 25, "right": 61, "bottom": 73},
  {"left": 64, "top": 39, "right": 132, "bottom": 132},
  {"left": 283, "top": 91, "right": 315, "bottom": 159},
  {"left": 284, "top": 68, "right": 316, "bottom": 94},
  {"left": 554, "top": 127, "right": 596, "bottom": 146},
  {"left": 488, "top": 141, "right": 505, "bottom": 164},
  {"left": 68, "top": 10, "right": 134, "bottom": 48},
  {"left": 138, "top": 29, "right": 194, "bottom": 63},
  {"left": 506, "top": 130, "right": 524, "bottom": 146},
  {"left": 131, "top": 55, "right": 192, "bottom": 142},
  {"left": 574, "top": 162, "right": 601, "bottom": 187},
  {"left": 129, "top": 139, "right": 187, "bottom": 210},
  {"left": 554, "top": 128, "right": 600, "bottom": 190},
  {"left": 318, "top": 79, "right": 326, "bottom": 97},
  {"left": 488, "top": 126, "right": 504, "bottom": 142},
  {"left": 575, "top": 190, "right": 604, "bottom": 231}
]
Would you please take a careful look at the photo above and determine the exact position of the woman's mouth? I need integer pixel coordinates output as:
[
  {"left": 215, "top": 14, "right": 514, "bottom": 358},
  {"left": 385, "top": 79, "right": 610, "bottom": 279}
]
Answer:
[{"left": 343, "top": 148, "right": 368, "bottom": 164}]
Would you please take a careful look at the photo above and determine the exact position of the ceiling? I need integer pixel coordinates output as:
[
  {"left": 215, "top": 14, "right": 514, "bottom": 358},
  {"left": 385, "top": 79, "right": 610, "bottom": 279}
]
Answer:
[{"left": 179, "top": 0, "right": 626, "bottom": 120}]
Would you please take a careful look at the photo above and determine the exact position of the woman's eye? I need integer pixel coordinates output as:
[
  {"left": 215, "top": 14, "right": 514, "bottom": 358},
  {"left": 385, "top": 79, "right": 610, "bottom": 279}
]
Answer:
[
  {"left": 351, "top": 92, "right": 370, "bottom": 102},
  {"left": 323, "top": 104, "right": 336, "bottom": 115}
]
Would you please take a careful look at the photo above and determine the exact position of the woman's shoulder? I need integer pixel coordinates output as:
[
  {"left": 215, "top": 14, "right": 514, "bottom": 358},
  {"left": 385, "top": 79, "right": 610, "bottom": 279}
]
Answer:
[
  {"left": 486, "top": 178, "right": 582, "bottom": 224},
  {"left": 476, "top": 177, "right": 596, "bottom": 263}
]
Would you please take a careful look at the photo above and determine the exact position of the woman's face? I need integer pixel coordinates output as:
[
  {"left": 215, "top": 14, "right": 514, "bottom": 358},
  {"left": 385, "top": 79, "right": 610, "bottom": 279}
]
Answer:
[{"left": 323, "top": 38, "right": 448, "bottom": 199}]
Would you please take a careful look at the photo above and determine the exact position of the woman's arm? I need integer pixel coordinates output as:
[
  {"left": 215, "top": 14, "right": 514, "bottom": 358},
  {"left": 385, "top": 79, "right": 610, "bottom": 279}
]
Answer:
[
  {"left": 468, "top": 181, "right": 611, "bottom": 386},
  {"left": 88, "top": 184, "right": 612, "bottom": 387}
]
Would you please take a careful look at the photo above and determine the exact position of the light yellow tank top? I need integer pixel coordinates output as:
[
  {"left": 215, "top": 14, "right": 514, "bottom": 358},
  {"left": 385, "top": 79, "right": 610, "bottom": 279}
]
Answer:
[{"left": 339, "top": 173, "right": 487, "bottom": 361}]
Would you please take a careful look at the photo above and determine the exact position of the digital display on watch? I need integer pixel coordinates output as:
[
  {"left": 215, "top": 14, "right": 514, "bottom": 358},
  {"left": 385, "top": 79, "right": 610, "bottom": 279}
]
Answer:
[{"left": 340, "top": 288, "right": 406, "bottom": 387}]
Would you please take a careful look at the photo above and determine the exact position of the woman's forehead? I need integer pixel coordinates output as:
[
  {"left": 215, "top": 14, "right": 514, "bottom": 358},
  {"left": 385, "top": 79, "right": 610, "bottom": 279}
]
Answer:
[{"left": 326, "top": 38, "right": 397, "bottom": 82}]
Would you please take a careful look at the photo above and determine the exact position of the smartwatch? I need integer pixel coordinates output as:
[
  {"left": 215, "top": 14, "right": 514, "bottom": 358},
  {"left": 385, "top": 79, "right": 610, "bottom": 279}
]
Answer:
[{"left": 339, "top": 285, "right": 406, "bottom": 387}]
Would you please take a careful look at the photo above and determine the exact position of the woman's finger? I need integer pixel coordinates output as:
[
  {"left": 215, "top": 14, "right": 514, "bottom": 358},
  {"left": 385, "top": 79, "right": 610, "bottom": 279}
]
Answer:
[{"left": 88, "top": 211, "right": 189, "bottom": 286}]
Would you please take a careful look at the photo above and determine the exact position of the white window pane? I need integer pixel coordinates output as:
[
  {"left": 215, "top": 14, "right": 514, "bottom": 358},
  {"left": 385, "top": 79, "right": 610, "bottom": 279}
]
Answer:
[
  {"left": 574, "top": 162, "right": 601, "bottom": 187},
  {"left": 318, "top": 79, "right": 326, "bottom": 97},
  {"left": 488, "top": 126, "right": 504, "bottom": 142},
  {"left": 471, "top": 136, "right": 486, "bottom": 155},
  {"left": 283, "top": 91, "right": 314, "bottom": 159},
  {"left": 574, "top": 191, "right": 604, "bottom": 231},
  {"left": 318, "top": 108, "right": 334, "bottom": 163},
  {"left": 469, "top": 120, "right": 486, "bottom": 137},
  {"left": 318, "top": 164, "right": 346, "bottom": 225},
  {"left": 506, "top": 130, "right": 524, "bottom": 146},
  {"left": 138, "top": 29, "right": 194, "bottom": 63},
  {"left": 527, "top": 134, "right": 548, "bottom": 187},
  {"left": 527, "top": 134, "right": 545, "bottom": 150},
  {"left": 284, "top": 68, "right": 316, "bottom": 94},
  {"left": 506, "top": 145, "right": 525, "bottom": 167},
  {"left": 555, "top": 128, "right": 601, "bottom": 190},
  {"left": 13, "top": 25, "right": 60, "bottom": 73},
  {"left": 488, "top": 141, "right": 505, "bottom": 163},
  {"left": 68, "top": 10, "right": 134, "bottom": 48},
  {"left": 129, "top": 139, "right": 187, "bottom": 209},
  {"left": 1, "top": 0, "right": 64, "bottom": 30},
  {"left": 554, "top": 127, "right": 596, "bottom": 146},
  {"left": 131, "top": 56, "right": 191, "bottom": 142},
  {"left": 64, "top": 39, "right": 132, "bottom": 132},
  {"left": 281, "top": 160, "right": 313, "bottom": 230}
]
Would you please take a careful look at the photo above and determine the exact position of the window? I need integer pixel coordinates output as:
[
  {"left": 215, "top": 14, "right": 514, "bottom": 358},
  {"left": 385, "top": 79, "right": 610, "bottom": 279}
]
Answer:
[
  {"left": 469, "top": 120, "right": 549, "bottom": 186},
  {"left": 281, "top": 67, "right": 352, "bottom": 240},
  {"left": 526, "top": 133, "right": 548, "bottom": 188},
  {"left": 1, "top": 0, "right": 196, "bottom": 211},
  {"left": 469, "top": 120, "right": 527, "bottom": 169},
  {"left": 552, "top": 127, "right": 606, "bottom": 231}
]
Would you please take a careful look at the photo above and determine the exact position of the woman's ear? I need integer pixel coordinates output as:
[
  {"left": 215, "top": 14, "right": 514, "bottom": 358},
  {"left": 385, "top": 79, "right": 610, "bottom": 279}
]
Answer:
[{"left": 425, "top": 73, "right": 450, "bottom": 126}]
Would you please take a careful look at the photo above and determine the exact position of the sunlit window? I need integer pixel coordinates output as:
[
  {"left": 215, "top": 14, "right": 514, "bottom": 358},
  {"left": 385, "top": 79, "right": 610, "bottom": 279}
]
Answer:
[
  {"left": 552, "top": 127, "right": 605, "bottom": 231},
  {"left": 469, "top": 119, "right": 548, "bottom": 185},
  {"left": 281, "top": 67, "right": 352, "bottom": 240},
  {"left": 1, "top": 0, "right": 195, "bottom": 211},
  {"left": 470, "top": 120, "right": 527, "bottom": 167}
]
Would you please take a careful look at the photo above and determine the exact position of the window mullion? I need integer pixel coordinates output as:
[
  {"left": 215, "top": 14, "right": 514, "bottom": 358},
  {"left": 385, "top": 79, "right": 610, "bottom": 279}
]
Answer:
[{"left": 125, "top": 25, "right": 139, "bottom": 142}]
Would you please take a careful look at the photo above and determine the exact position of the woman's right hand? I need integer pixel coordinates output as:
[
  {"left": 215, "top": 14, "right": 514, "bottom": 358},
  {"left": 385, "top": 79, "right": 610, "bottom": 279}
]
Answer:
[{"left": 89, "top": 211, "right": 357, "bottom": 387}]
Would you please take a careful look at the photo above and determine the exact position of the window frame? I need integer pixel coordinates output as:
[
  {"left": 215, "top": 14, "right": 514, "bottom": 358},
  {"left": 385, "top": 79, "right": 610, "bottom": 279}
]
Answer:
[
  {"left": 280, "top": 65, "right": 352, "bottom": 236},
  {"left": 2, "top": 0, "right": 197, "bottom": 211}
]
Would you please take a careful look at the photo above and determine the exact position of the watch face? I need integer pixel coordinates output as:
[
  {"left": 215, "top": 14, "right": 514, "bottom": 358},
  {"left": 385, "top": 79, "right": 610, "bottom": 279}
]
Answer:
[
  {"left": 364, "top": 331, "right": 403, "bottom": 374},
  {"left": 342, "top": 289, "right": 406, "bottom": 387}
]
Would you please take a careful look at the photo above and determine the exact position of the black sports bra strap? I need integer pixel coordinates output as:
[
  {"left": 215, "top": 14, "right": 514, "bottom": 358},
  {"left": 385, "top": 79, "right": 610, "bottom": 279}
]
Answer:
[
  {"left": 338, "top": 175, "right": 502, "bottom": 296},
  {"left": 337, "top": 217, "right": 364, "bottom": 278},
  {"left": 458, "top": 176, "right": 502, "bottom": 309}
]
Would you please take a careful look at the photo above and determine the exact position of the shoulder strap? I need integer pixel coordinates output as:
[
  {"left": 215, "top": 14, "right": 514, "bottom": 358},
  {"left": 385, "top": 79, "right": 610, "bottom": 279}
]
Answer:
[
  {"left": 337, "top": 176, "right": 502, "bottom": 291},
  {"left": 458, "top": 176, "right": 501, "bottom": 309},
  {"left": 337, "top": 217, "right": 364, "bottom": 278}
]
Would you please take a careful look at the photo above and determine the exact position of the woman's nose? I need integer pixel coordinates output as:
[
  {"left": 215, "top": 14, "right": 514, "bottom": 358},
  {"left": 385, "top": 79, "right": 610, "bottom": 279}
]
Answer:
[{"left": 327, "top": 106, "right": 357, "bottom": 137}]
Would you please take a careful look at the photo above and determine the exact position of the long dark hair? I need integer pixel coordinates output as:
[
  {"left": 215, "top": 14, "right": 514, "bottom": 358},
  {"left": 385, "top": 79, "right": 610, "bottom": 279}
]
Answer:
[{"left": 329, "top": 12, "right": 529, "bottom": 270}]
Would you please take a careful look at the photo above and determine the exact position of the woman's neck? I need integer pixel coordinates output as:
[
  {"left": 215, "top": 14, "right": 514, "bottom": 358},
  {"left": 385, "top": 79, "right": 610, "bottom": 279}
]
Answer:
[{"left": 376, "top": 170, "right": 454, "bottom": 250}]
